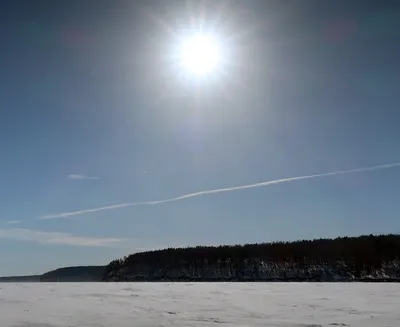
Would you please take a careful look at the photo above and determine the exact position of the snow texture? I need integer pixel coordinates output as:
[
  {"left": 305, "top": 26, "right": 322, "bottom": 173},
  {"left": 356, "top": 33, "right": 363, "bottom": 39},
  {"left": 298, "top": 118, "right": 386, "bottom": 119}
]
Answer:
[{"left": 0, "top": 283, "right": 398, "bottom": 326}]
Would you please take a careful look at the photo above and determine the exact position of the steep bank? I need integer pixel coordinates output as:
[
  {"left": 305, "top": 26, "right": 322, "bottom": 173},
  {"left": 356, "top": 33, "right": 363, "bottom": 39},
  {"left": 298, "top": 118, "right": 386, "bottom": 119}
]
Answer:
[
  {"left": 103, "top": 234, "right": 400, "bottom": 282},
  {"left": 104, "top": 260, "right": 400, "bottom": 282}
]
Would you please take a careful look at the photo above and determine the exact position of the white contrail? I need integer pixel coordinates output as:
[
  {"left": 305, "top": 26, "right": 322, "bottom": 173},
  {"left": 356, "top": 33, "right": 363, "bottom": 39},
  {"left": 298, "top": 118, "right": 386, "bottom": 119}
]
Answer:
[
  {"left": 67, "top": 174, "right": 99, "bottom": 180},
  {"left": 40, "top": 162, "right": 400, "bottom": 220}
]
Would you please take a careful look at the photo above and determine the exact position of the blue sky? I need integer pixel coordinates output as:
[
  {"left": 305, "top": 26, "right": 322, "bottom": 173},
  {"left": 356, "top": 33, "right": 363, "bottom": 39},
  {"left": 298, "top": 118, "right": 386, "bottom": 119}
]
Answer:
[{"left": 1, "top": 0, "right": 400, "bottom": 276}]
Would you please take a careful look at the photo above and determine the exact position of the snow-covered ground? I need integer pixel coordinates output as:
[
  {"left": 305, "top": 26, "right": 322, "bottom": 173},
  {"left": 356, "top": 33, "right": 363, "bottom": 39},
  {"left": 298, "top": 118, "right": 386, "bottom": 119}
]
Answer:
[{"left": 0, "top": 283, "right": 398, "bottom": 327}]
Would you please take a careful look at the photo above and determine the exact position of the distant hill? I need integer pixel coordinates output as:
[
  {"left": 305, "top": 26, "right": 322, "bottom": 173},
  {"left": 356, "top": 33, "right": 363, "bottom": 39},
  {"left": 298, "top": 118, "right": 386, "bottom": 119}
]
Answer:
[
  {"left": 0, "top": 275, "right": 41, "bottom": 282},
  {"left": 40, "top": 266, "right": 106, "bottom": 282},
  {"left": 103, "top": 234, "right": 400, "bottom": 282},
  {"left": 0, "top": 266, "right": 106, "bottom": 282}
]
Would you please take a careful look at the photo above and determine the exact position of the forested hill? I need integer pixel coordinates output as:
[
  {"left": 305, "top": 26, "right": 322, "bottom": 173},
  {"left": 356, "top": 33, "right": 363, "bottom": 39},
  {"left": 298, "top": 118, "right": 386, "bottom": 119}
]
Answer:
[{"left": 103, "top": 234, "right": 400, "bottom": 282}]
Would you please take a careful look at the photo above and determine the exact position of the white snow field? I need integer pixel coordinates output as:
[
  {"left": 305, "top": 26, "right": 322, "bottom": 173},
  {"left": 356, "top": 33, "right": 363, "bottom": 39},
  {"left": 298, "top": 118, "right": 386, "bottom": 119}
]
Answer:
[{"left": 0, "top": 283, "right": 398, "bottom": 327}]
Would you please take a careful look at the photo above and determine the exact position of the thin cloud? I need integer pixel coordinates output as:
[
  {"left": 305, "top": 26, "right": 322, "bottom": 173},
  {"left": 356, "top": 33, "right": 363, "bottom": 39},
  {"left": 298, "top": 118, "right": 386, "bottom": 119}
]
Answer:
[
  {"left": 6, "top": 220, "right": 21, "bottom": 224},
  {"left": 41, "top": 161, "right": 400, "bottom": 220},
  {"left": 68, "top": 174, "right": 99, "bottom": 180},
  {"left": 0, "top": 228, "right": 123, "bottom": 247}
]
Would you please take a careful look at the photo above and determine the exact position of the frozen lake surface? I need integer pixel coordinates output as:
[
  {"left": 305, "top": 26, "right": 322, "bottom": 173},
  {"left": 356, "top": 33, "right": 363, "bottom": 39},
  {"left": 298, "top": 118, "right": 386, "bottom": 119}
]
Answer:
[{"left": 0, "top": 282, "right": 398, "bottom": 327}]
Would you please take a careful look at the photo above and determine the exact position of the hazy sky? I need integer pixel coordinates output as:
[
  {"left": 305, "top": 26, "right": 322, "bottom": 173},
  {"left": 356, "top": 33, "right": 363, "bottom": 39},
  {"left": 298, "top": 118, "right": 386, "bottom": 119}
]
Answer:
[{"left": 1, "top": 0, "right": 400, "bottom": 276}]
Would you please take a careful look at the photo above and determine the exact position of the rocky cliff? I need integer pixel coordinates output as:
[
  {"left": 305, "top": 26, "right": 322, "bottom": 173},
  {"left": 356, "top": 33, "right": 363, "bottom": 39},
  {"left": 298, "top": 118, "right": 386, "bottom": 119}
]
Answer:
[
  {"left": 103, "top": 258, "right": 400, "bottom": 282},
  {"left": 103, "top": 234, "right": 400, "bottom": 282}
]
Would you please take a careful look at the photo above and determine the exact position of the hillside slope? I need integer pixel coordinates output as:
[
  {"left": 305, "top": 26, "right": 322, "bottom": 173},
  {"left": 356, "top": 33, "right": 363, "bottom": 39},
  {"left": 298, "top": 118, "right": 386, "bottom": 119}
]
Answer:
[{"left": 40, "top": 266, "right": 106, "bottom": 282}]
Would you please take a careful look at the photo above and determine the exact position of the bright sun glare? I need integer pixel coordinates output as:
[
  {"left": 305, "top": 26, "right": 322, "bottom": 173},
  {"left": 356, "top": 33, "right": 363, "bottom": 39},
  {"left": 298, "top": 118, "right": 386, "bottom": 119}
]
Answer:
[{"left": 178, "top": 33, "right": 222, "bottom": 77}]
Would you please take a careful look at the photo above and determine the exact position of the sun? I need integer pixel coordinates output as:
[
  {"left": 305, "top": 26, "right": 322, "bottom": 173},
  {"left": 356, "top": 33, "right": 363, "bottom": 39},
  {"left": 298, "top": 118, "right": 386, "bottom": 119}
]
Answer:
[{"left": 177, "top": 33, "right": 223, "bottom": 77}]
